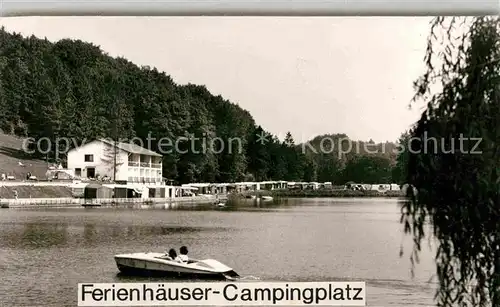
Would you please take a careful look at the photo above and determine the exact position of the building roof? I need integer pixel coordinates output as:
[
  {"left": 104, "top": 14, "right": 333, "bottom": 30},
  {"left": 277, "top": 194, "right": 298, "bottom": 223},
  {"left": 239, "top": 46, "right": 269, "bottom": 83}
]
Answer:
[{"left": 99, "top": 139, "right": 162, "bottom": 157}]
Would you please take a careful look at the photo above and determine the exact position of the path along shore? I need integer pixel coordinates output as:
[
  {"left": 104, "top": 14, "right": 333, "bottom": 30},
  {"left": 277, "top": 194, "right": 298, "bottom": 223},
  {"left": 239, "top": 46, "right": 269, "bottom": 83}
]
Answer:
[
  {"left": 0, "top": 181, "right": 231, "bottom": 209},
  {"left": 0, "top": 195, "right": 227, "bottom": 209}
]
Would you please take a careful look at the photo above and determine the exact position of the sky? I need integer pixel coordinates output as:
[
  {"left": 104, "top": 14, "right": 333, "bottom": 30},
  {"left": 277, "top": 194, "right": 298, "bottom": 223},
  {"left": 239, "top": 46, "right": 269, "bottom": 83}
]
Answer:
[{"left": 0, "top": 16, "right": 433, "bottom": 143}]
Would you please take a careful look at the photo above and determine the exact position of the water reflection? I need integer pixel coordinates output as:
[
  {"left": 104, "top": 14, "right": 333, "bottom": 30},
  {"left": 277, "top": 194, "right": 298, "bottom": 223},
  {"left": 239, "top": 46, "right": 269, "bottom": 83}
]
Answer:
[
  {"left": 152, "top": 198, "right": 290, "bottom": 212},
  {"left": 20, "top": 222, "right": 68, "bottom": 248},
  {"left": 0, "top": 222, "right": 68, "bottom": 248},
  {"left": 213, "top": 198, "right": 288, "bottom": 211},
  {"left": 80, "top": 224, "right": 228, "bottom": 247},
  {"left": 0, "top": 221, "right": 228, "bottom": 249},
  {"left": 83, "top": 223, "right": 96, "bottom": 243}
]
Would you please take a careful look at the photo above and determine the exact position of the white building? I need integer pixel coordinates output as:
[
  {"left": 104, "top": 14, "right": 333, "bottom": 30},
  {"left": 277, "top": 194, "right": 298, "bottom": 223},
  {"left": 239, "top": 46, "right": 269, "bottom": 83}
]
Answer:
[{"left": 67, "top": 139, "right": 163, "bottom": 184}]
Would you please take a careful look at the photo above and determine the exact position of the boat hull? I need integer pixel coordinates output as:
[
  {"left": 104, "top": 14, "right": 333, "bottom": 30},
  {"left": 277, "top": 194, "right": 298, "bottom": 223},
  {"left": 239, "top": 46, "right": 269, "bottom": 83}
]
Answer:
[
  {"left": 114, "top": 253, "right": 239, "bottom": 280},
  {"left": 116, "top": 263, "right": 233, "bottom": 280}
]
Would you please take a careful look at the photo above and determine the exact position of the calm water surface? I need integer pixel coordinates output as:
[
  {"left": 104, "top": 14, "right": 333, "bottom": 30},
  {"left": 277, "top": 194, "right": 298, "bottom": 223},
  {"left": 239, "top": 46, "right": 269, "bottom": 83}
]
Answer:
[{"left": 0, "top": 198, "right": 437, "bottom": 306}]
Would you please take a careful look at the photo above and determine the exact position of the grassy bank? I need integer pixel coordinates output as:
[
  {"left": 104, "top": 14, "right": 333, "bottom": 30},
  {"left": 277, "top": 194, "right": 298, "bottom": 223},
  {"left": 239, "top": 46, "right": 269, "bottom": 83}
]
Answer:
[
  {"left": 0, "top": 132, "right": 51, "bottom": 180},
  {"left": 0, "top": 185, "right": 73, "bottom": 199},
  {"left": 270, "top": 189, "right": 404, "bottom": 198}
]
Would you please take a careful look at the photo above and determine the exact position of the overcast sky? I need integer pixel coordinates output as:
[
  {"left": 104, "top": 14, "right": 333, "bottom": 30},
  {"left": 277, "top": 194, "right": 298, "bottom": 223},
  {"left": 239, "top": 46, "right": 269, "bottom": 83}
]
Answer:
[{"left": 0, "top": 17, "right": 433, "bottom": 143}]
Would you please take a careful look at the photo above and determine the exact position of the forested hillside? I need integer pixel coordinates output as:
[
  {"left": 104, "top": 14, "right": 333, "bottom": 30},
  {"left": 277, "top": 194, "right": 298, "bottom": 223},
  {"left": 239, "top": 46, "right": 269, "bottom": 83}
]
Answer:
[{"left": 0, "top": 28, "right": 402, "bottom": 184}]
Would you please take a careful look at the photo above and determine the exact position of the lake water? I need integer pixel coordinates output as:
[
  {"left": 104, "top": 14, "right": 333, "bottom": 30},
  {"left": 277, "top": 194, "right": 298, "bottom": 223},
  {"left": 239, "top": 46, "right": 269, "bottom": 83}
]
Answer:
[{"left": 0, "top": 197, "right": 437, "bottom": 306}]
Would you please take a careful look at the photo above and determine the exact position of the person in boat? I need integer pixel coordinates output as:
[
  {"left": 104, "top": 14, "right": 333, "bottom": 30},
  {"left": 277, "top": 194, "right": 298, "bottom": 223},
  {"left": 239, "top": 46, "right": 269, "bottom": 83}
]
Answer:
[
  {"left": 176, "top": 246, "right": 189, "bottom": 263},
  {"left": 164, "top": 248, "right": 177, "bottom": 261}
]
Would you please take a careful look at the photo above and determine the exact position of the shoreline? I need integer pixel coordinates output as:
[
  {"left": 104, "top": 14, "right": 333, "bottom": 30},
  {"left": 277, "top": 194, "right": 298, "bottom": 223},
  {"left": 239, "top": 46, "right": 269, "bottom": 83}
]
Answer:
[
  {"left": 0, "top": 195, "right": 228, "bottom": 209},
  {"left": 253, "top": 189, "right": 405, "bottom": 198},
  {"left": 1, "top": 188, "right": 406, "bottom": 209}
]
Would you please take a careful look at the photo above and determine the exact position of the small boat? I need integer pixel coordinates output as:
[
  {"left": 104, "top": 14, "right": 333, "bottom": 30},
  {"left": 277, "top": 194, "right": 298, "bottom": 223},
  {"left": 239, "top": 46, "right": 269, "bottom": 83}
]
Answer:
[
  {"left": 114, "top": 252, "right": 239, "bottom": 280},
  {"left": 261, "top": 196, "right": 273, "bottom": 201},
  {"left": 245, "top": 195, "right": 256, "bottom": 199}
]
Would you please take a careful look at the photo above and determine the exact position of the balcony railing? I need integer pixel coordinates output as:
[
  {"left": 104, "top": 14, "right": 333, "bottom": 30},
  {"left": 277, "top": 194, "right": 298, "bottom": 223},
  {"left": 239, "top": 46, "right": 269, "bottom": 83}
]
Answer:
[
  {"left": 127, "top": 161, "right": 162, "bottom": 169},
  {"left": 128, "top": 176, "right": 163, "bottom": 183},
  {"left": 151, "top": 163, "right": 162, "bottom": 169}
]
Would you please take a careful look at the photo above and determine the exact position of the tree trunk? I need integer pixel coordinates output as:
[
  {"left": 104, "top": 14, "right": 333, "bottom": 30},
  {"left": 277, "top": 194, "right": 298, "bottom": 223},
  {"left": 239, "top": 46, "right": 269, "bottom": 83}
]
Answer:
[
  {"left": 112, "top": 106, "right": 118, "bottom": 182},
  {"left": 113, "top": 138, "right": 117, "bottom": 182}
]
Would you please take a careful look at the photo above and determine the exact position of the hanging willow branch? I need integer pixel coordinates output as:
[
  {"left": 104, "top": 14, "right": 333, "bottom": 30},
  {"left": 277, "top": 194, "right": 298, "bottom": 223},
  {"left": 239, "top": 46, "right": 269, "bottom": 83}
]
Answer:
[{"left": 401, "top": 16, "right": 500, "bottom": 307}]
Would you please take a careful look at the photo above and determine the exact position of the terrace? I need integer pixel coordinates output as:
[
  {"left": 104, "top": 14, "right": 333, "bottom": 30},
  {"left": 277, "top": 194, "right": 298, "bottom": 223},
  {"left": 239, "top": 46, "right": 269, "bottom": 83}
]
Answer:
[{"left": 127, "top": 154, "right": 163, "bottom": 183}]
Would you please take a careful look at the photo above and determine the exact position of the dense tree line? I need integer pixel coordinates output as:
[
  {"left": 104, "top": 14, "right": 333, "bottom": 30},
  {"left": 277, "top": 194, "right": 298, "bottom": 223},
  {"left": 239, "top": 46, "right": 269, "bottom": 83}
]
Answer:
[{"left": 0, "top": 28, "right": 400, "bottom": 184}]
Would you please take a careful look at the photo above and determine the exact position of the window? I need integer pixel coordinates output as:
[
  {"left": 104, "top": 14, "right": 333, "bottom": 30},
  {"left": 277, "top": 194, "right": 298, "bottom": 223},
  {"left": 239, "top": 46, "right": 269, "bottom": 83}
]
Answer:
[
  {"left": 87, "top": 167, "right": 95, "bottom": 178},
  {"left": 75, "top": 168, "right": 81, "bottom": 177},
  {"left": 84, "top": 154, "right": 94, "bottom": 162}
]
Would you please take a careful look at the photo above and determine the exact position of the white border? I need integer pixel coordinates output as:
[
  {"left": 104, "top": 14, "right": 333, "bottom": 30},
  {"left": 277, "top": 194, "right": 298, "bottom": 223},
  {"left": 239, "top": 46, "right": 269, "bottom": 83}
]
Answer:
[{"left": 0, "top": 0, "right": 498, "bottom": 17}]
